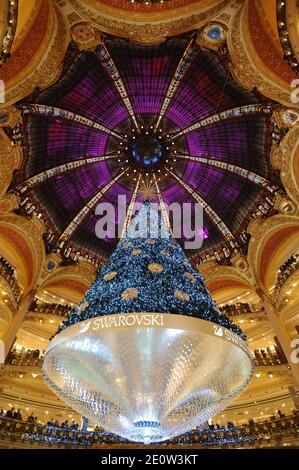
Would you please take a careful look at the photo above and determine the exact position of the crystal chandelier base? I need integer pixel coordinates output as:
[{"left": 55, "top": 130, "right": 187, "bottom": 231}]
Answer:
[{"left": 42, "top": 313, "right": 253, "bottom": 443}]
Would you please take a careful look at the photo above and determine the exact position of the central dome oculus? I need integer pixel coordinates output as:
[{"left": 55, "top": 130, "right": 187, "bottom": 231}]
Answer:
[{"left": 131, "top": 135, "right": 163, "bottom": 167}]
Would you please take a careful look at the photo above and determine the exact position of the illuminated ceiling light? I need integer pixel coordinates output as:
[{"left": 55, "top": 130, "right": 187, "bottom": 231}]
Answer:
[
  {"left": 42, "top": 203, "right": 252, "bottom": 444},
  {"left": 32, "top": 373, "right": 38, "bottom": 378},
  {"left": 291, "top": 282, "right": 297, "bottom": 287},
  {"left": 255, "top": 373, "right": 261, "bottom": 378}
]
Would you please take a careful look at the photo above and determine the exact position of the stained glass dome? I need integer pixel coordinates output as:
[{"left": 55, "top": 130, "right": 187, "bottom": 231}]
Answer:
[{"left": 12, "top": 33, "right": 277, "bottom": 265}]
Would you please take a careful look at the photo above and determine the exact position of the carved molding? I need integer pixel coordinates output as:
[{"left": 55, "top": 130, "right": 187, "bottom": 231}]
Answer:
[
  {"left": 1, "top": 2, "right": 69, "bottom": 106},
  {"left": 68, "top": 0, "right": 228, "bottom": 44},
  {"left": 0, "top": 130, "right": 22, "bottom": 199},
  {"left": 39, "top": 260, "right": 96, "bottom": 291},
  {"left": 197, "top": 259, "right": 253, "bottom": 289},
  {"left": 228, "top": 3, "right": 298, "bottom": 108},
  {"left": 0, "top": 214, "right": 46, "bottom": 293},
  {"left": 271, "top": 125, "right": 299, "bottom": 206},
  {"left": 247, "top": 213, "right": 299, "bottom": 289}
]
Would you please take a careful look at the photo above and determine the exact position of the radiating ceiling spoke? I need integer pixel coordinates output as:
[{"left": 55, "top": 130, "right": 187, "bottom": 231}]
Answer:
[
  {"left": 168, "top": 104, "right": 273, "bottom": 140},
  {"left": 58, "top": 167, "right": 132, "bottom": 245},
  {"left": 153, "top": 173, "right": 173, "bottom": 235},
  {"left": 20, "top": 104, "right": 124, "bottom": 140},
  {"left": 120, "top": 174, "right": 141, "bottom": 239},
  {"left": 14, "top": 155, "right": 120, "bottom": 194},
  {"left": 97, "top": 42, "right": 140, "bottom": 132},
  {"left": 167, "top": 168, "right": 237, "bottom": 246},
  {"left": 153, "top": 37, "right": 198, "bottom": 133},
  {"left": 174, "top": 154, "right": 278, "bottom": 194}
]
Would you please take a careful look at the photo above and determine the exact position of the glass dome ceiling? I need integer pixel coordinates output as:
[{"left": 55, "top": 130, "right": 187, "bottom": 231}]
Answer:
[{"left": 13, "top": 33, "right": 278, "bottom": 264}]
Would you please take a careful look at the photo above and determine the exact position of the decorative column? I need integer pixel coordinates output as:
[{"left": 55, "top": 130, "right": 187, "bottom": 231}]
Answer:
[
  {"left": 0, "top": 289, "right": 36, "bottom": 361},
  {"left": 257, "top": 288, "right": 299, "bottom": 385}
]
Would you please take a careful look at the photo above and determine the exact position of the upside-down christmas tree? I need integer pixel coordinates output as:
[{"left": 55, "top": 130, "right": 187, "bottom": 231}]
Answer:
[{"left": 42, "top": 202, "right": 253, "bottom": 443}]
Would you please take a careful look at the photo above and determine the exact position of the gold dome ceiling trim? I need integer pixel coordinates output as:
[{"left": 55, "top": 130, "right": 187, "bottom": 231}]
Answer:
[
  {"left": 247, "top": 214, "right": 299, "bottom": 292},
  {"left": 244, "top": 0, "right": 297, "bottom": 86},
  {"left": 10, "top": 0, "right": 40, "bottom": 53},
  {"left": 69, "top": 0, "right": 228, "bottom": 43},
  {"left": 271, "top": 125, "right": 299, "bottom": 207},
  {"left": 1, "top": 1, "right": 69, "bottom": 107},
  {"left": 0, "top": 0, "right": 18, "bottom": 66},
  {"left": 0, "top": 214, "right": 45, "bottom": 294},
  {"left": 73, "top": 0, "right": 226, "bottom": 21},
  {"left": 0, "top": 129, "right": 22, "bottom": 201},
  {"left": 198, "top": 262, "right": 254, "bottom": 293},
  {"left": 228, "top": 5, "right": 299, "bottom": 109},
  {"left": 40, "top": 263, "right": 97, "bottom": 302}
]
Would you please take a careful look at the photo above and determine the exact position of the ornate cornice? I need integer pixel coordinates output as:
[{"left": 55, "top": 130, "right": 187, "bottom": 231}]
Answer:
[
  {"left": 76, "top": 0, "right": 221, "bottom": 17},
  {"left": 1, "top": 1, "right": 69, "bottom": 106},
  {"left": 271, "top": 125, "right": 299, "bottom": 206},
  {"left": 0, "top": 0, "right": 18, "bottom": 66},
  {"left": 0, "top": 214, "right": 45, "bottom": 293},
  {"left": 228, "top": 3, "right": 298, "bottom": 108},
  {"left": 247, "top": 214, "right": 299, "bottom": 290},
  {"left": 69, "top": 0, "right": 228, "bottom": 43},
  {"left": 0, "top": 129, "right": 22, "bottom": 199}
]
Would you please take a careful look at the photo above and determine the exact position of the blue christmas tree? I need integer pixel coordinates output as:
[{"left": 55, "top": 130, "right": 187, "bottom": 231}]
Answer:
[{"left": 58, "top": 202, "right": 245, "bottom": 339}]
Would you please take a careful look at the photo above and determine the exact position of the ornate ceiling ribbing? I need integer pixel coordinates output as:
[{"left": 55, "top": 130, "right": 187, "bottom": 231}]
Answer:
[{"left": 12, "top": 34, "right": 279, "bottom": 264}]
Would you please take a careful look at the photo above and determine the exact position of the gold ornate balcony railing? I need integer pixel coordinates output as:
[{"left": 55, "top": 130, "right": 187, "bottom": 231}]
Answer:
[
  {"left": 4, "top": 349, "right": 42, "bottom": 367},
  {"left": 276, "top": 0, "right": 299, "bottom": 73},
  {"left": 0, "top": 0, "right": 18, "bottom": 66},
  {"left": 29, "top": 301, "right": 72, "bottom": 318},
  {"left": 0, "top": 413, "right": 298, "bottom": 448},
  {"left": 272, "top": 253, "right": 299, "bottom": 303},
  {"left": 0, "top": 256, "right": 21, "bottom": 305},
  {"left": 252, "top": 348, "right": 287, "bottom": 367},
  {"left": 219, "top": 303, "right": 263, "bottom": 318}
]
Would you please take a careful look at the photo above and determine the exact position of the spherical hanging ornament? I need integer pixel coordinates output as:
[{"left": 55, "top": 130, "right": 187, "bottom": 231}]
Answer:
[{"left": 42, "top": 202, "right": 253, "bottom": 444}]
